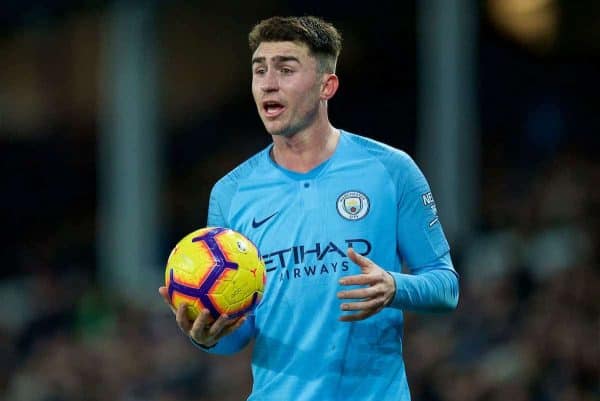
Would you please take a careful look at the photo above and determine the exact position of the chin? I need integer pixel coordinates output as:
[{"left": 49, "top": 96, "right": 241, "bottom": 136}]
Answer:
[
  {"left": 264, "top": 121, "right": 293, "bottom": 137},
  {"left": 271, "top": 128, "right": 298, "bottom": 138}
]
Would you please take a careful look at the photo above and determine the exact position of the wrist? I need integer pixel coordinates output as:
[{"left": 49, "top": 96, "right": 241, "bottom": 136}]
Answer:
[
  {"left": 384, "top": 271, "right": 397, "bottom": 307},
  {"left": 190, "top": 336, "right": 217, "bottom": 350}
]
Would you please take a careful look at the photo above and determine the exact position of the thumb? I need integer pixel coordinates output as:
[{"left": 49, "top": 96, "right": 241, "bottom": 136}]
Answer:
[
  {"left": 159, "top": 286, "right": 177, "bottom": 314},
  {"left": 158, "top": 286, "right": 169, "bottom": 301},
  {"left": 347, "top": 248, "right": 374, "bottom": 273}
]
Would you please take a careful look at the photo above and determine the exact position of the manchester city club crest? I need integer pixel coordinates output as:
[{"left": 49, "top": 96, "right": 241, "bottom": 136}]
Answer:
[{"left": 336, "top": 191, "right": 370, "bottom": 220}]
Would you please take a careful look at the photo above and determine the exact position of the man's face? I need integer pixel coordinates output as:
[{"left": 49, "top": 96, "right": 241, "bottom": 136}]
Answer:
[{"left": 251, "top": 41, "right": 323, "bottom": 137}]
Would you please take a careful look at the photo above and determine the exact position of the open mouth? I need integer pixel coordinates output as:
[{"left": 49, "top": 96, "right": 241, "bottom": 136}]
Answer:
[{"left": 262, "top": 101, "right": 285, "bottom": 118}]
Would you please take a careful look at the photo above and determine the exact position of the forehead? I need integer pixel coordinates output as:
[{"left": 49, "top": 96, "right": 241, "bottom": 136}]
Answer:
[{"left": 252, "top": 41, "right": 313, "bottom": 63}]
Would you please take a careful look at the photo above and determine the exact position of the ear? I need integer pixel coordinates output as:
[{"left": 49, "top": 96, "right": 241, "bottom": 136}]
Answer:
[{"left": 320, "top": 73, "right": 339, "bottom": 101}]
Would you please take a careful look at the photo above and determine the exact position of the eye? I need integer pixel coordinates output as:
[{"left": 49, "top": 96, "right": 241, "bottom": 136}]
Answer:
[
  {"left": 254, "top": 67, "right": 266, "bottom": 75},
  {"left": 281, "top": 67, "right": 294, "bottom": 75}
]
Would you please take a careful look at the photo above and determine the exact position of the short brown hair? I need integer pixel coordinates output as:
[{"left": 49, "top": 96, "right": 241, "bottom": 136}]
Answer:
[{"left": 248, "top": 16, "right": 342, "bottom": 73}]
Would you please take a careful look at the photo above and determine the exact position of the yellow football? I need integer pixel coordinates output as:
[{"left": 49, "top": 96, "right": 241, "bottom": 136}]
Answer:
[{"left": 165, "top": 227, "right": 266, "bottom": 321}]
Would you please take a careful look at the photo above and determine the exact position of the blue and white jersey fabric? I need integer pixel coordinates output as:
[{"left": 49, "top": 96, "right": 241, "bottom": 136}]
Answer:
[{"left": 204, "top": 130, "right": 459, "bottom": 401}]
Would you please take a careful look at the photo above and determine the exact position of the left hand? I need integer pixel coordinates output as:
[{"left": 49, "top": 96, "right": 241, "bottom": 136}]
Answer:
[{"left": 337, "top": 248, "right": 396, "bottom": 322}]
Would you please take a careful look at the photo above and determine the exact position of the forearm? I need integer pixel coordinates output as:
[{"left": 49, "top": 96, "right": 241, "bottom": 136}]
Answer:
[{"left": 388, "top": 268, "right": 459, "bottom": 312}]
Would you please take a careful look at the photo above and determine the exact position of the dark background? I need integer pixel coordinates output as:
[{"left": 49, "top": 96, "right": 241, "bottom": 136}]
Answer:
[{"left": 1, "top": 1, "right": 598, "bottom": 400}]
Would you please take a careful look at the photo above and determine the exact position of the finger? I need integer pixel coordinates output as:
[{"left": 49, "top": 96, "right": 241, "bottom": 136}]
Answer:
[
  {"left": 218, "top": 316, "right": 247, "bottom": 339},
  {"left": 347, "top": 248, "right": 374, "bottom": 272},
  {"left": 339, "top": 308, "right": 380, "bottom": 322},
  {"left": 158, "top": 287, "right": 177, "bottom": 314},
  {"left": 176, "top": 303, "right": 193, "bottom": 333},
  {"left": 340, "top": 298, "right": 385, "bottom": 312},
  {"left": 207, "top": 313, "right": 232, "bottom": 337},
  {"left": 189, "top": 309, "right": 213, "bottom": 339},
  {"left": 339, "top": 274, "right": 374, "bottom": 286},
  {"left": 337, "top": 286, "right": 377, "bottom": 300}
]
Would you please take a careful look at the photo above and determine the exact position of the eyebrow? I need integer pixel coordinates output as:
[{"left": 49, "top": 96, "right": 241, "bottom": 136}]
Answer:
[{"left": 251, "top": 55, "right": 301, "bottom": 65}]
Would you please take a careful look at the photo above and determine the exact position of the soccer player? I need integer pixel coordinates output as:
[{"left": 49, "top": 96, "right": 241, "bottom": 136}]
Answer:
[{"left": 159, "top": 16, "right": 459, "bottom": 401}]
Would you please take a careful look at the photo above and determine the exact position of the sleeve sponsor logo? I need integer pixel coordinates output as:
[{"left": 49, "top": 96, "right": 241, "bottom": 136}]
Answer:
[
  {"left": 422, "top": 192, "right": 435, "bottom": 206},
  {"left": 422, "top": 191, "right": 439, "bottom": 227}
]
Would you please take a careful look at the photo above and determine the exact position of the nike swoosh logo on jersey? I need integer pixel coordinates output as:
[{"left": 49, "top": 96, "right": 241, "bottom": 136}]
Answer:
[{"left": 252, "top": 211, "right": 278, "bottom": 228}]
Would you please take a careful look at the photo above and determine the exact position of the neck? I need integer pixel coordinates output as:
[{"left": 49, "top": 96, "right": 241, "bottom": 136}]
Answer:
[{"left": 271, "top": 122, "right": 340, "bottom": 173}]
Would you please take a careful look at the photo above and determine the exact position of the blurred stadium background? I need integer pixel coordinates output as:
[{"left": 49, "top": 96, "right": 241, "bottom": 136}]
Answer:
[{"left": 1, "top": 1, "right": 598, "bottom": 400}]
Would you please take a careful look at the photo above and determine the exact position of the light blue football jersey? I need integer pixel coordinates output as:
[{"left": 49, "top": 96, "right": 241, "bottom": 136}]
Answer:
[{"left": 204, "top": 130, "right": 458, "bottom": 401}]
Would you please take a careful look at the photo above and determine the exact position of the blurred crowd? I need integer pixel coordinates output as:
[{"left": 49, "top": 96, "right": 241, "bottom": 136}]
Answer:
[
  {"left": 1, "top": 1, "right": 599, "bottom": 401},
  {"left": 406, "top": 151, "right": 599, "bottom": 401},
  {"left": 2, "top": 141, "right": 597, "bottom": 401},
  {"left": 2, "top": 135, "right": 599, "bottom": 390}
]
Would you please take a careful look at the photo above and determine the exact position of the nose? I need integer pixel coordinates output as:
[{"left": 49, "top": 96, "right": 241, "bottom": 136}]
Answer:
[{"left": 261, "top": 70, "right": 279, "bottom": 93}]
